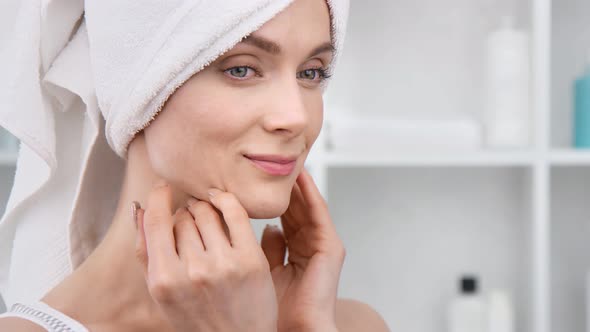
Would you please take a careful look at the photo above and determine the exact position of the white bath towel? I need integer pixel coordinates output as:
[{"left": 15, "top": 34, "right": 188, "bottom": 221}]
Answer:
[{"left": 0, "top": 0, "right": 349, "bottom": 308}]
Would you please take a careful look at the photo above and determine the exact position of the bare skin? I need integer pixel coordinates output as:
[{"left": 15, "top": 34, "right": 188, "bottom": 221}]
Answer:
[{"left": 0, "top": 0, "right": 389, "bottom": 330}]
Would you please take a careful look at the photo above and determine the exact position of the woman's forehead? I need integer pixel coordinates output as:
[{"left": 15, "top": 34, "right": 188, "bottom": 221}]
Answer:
[
  {"left": 238, "top": 34, "right": 335, "bottom": 59},
  {"left": 251, "top": 0, "right": 332, "bottom": 41}
]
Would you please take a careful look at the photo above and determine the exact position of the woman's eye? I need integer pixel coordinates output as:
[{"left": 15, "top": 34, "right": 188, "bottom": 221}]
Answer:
[
  {"left": 225, "top": 66, "right": 254, "bottom": 79},
  {"left": 297, "top": 68, "right": 326, "bottom": 82},
  {"left": 301, "top": 69, "right": 317, "bottom": 80}
]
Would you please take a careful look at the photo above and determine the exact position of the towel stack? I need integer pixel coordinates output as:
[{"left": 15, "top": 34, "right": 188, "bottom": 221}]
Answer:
[{"left": 325, "top": 111, "right": 482, "bottom": 153}]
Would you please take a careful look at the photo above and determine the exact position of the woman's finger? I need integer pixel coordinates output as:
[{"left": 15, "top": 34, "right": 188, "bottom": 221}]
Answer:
[
  {"left": 260, "top": 224, "right": 286, "bottom": 270},
  {"left": 300, "top": 171, "right": 346, "bottom": 256},
  {"left": 134, "top": 205, "right": 148, "bottom": 276},
  {"left": 207, "top": 189, "right": 258, "bottom": 249},
  {"left": 186, "top": 198, "right": 230, "bottom": 251},
  {"left": 283, "top": 170, "right": 342, "bottom": 254},
  {"left": 296, "top": 169, "right": 328, "bottom": 212},
  {"left": 173, "top": 206, "right": 205, "bottom": 262},
  {"left": 286, "top": 181, "right": 306, "bottom": 218},
  {"left": 280, "top": 179, "right": 318, "bottom": 241},
  {"left": 296, "top": 169, "right": 334, "bottom": 229},
  {"left": 143, "top": 182, "right": 179, "bottom": 271}
]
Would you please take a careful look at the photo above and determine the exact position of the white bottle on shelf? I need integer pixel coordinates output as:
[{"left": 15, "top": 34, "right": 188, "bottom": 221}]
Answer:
[
  {"left": 484, "top": 15, "right": 531, "bottom": 148},
  {"left": 488, "top": 289, "right": 514, "bottom": 332},
  {"left": 448, "top": 276, "right": 487, "bottom": 332}
]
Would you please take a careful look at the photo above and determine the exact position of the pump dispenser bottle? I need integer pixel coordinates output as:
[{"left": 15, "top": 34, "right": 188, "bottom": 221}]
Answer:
[{"left": 448, "top": 276, "right": 486, "bottom": 332}]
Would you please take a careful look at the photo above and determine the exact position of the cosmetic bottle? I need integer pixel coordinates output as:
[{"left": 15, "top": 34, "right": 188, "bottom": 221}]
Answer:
[
  {"left": 448, "top": 276, "right": 486, "bottom": 332},
  {"left": 574, "top": 48, "right": 590, "bottom": 148},
  {"left": 488, "top": 289, "right": 514, "bottom": 332},
  {"left": 484, "top": 15, "right": 531, "bottom": 148}
]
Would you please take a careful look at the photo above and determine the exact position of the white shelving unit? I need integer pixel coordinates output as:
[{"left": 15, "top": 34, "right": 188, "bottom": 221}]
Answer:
[
  {"left": 0, "top": 0, "right": 589, "bottom": 331},
  {"left": 302, "top": 0, "right": 588, "bottom": 331}
]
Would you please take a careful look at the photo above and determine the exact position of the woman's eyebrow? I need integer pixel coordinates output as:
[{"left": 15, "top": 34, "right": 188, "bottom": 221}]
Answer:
[
  {"left": 307, "top": 42, "right": 335, "bottom": 59},
  {"left": 242, "top": 35, "right": 281, "bottom": 54},
  {"left": 241, "top": 35, "right": 334, "bottom": 59}
]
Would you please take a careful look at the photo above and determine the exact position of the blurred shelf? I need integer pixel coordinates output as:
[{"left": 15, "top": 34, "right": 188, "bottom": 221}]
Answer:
[
  {"left": 549, "top": 149, "right": 590, "bottom": 166},
  {"left": 0, "top": 151, "right": 17, "bottom": 166},
  {"left": 311, "top": 150, "right": 590, "bottom": 167},
  {"left": 318, "top": 150, "right": 537, "bottom": 167}
]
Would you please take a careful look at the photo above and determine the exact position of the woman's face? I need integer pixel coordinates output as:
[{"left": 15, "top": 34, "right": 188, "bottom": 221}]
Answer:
[{"left": 144, "top": 0, "right": 333, "bottom": 219}]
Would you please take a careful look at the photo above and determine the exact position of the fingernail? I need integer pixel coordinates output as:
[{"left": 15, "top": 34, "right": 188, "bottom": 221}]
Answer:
[
  {"left": 264, "top": 224, "right": 278, "bottom": 232},
  {"left": 208, "top": 188, "right": 222, "bottom": 199},
  {"left": 131, "top": 201, "right": 140, "bottom": 229},
  {"left": 187, "top": 197, "right": 198, "bottom": 206}
]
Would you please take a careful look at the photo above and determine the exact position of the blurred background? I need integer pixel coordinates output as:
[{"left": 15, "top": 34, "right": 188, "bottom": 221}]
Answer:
[
  {"left": 1, "top": 0, "right": 590, "bottom": 332},
  {"left": 0, "top": 0, "right": 19, "bottom": 317}
]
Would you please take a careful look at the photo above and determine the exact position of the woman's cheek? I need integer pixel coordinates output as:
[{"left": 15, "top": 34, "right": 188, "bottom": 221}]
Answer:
[{"left": 308, "top": 104, "right": 324, "bottom": 146}]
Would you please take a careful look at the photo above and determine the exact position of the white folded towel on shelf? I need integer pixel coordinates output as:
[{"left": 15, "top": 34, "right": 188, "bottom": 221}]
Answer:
[
  {"left": 0, "top": 0, "right": 349, "bottom": 308},
  {"left": 325, "top": 112, "right": 482, "bottom": 153}
]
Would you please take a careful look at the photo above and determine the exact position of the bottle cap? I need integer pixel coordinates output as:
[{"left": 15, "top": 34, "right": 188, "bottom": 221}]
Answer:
[{"left": 460, "top": 276, "right": 478, "bottom": 294}]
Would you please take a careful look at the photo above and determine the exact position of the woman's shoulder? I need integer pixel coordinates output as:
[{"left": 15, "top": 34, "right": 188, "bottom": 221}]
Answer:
[
  {"left": 0, "top": 316, "right": 47, "bottom": 332},
  {"left": 335, "top": 298, "right": 390, "bottom": 332}
]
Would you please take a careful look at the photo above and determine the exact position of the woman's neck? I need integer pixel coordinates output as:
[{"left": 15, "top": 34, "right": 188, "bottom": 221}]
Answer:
[{"left": 42, "top": 134, "right": 190, "bottom": 330}]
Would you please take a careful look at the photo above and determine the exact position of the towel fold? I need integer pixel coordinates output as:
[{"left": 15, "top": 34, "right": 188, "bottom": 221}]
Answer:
[{"left": 0, "top": 0, "right": 349, "bottom": 307}]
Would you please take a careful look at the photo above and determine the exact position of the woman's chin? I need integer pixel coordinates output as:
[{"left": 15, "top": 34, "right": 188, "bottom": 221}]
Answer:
[{"left": 242, "top": 194, "right": 290, "bottom": 219}]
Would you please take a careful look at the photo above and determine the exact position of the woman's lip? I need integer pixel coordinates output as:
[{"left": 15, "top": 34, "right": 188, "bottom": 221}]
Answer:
[
  {"left": 246, "top": 156, "right": 296, "bottom": 176},
  {"left": 243, "top": 154, "right": 298, "bottom": 164}
]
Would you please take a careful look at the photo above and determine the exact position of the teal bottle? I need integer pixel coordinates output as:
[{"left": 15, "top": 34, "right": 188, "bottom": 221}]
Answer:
[{"left": 574, "top": 54, "right": 590, "bottom": 148}]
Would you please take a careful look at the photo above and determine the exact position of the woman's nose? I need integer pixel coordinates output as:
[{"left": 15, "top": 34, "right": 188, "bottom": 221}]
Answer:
[{"left": 262, "top": 80, "right": 308, "bottom": 138}]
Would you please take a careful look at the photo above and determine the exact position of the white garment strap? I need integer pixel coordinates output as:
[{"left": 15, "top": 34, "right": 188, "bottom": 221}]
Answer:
[{"left": 0, "top": 301, "right": 88, "bottom": 332}]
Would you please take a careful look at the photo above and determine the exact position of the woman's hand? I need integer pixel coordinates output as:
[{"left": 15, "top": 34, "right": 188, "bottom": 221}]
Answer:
[
  {"left": 261, "top": 169, "right": 346, "bottom": 332},
  {"left": 134, "top": 181, "right": 278, "bottom": 332}
]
